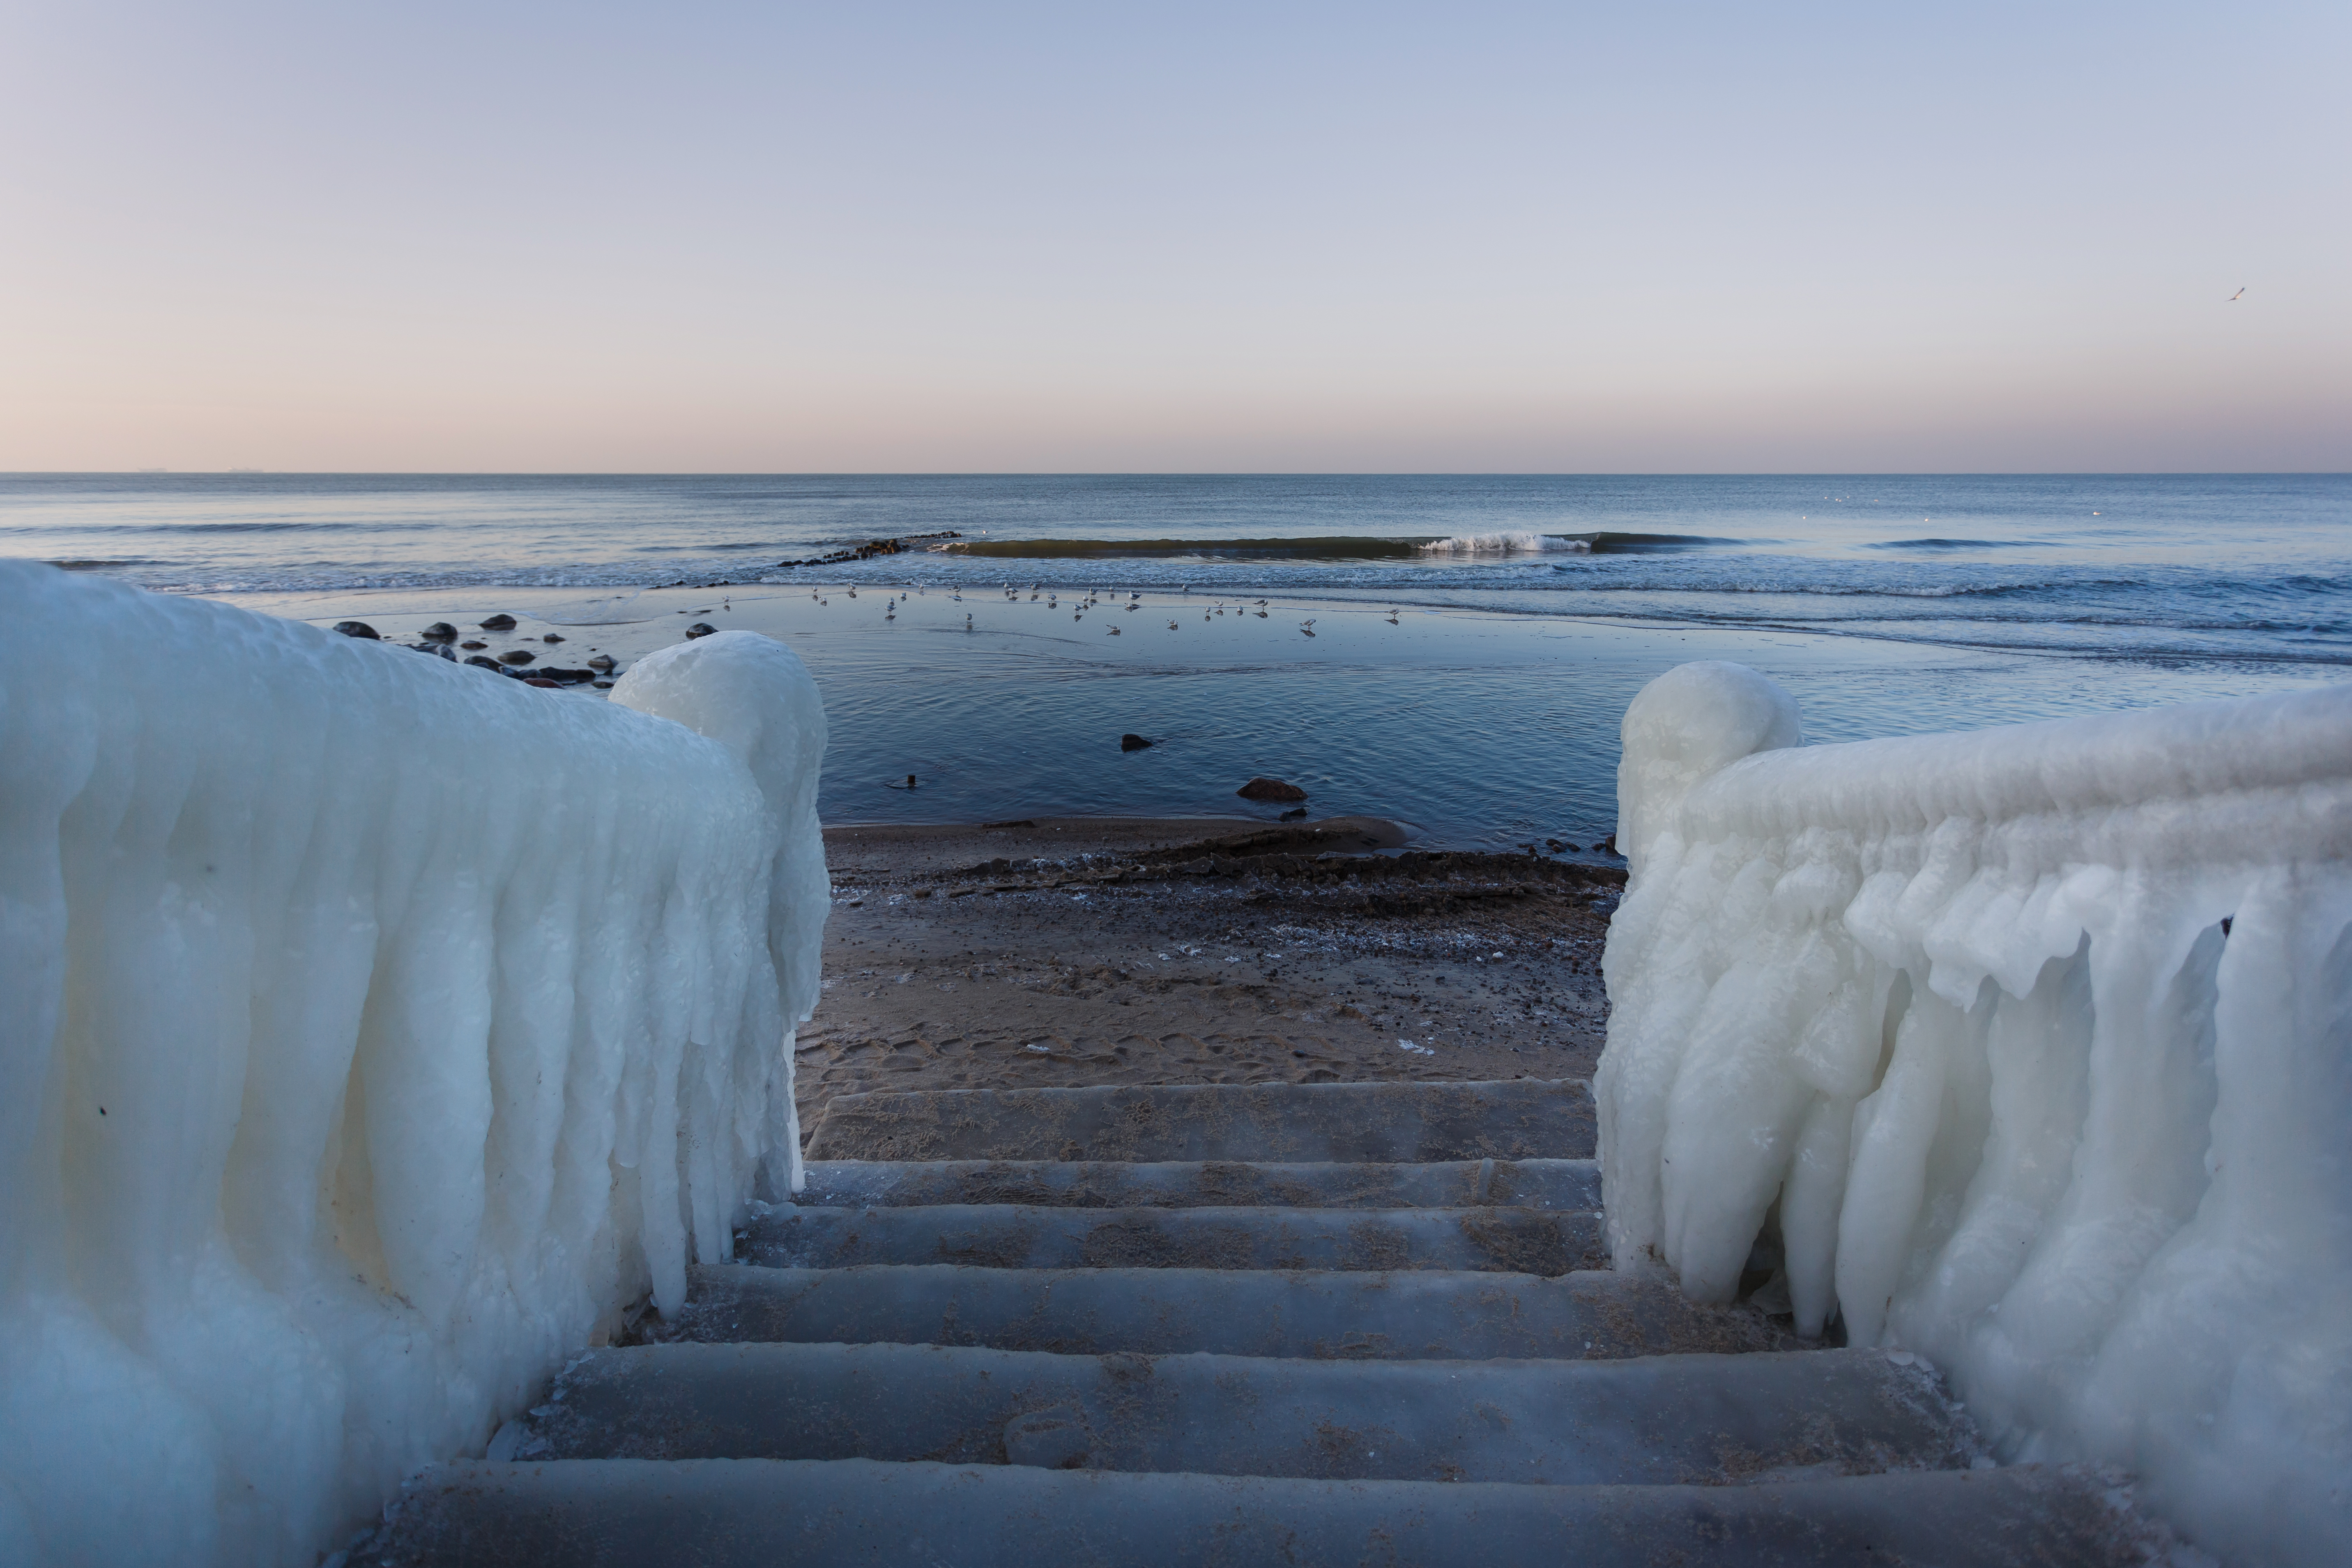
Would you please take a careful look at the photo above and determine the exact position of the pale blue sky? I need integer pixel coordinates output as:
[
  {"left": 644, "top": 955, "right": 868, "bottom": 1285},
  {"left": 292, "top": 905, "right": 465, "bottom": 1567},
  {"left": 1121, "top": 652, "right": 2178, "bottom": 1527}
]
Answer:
[{"left": 2, "top": 2, "right": 2343, "bottom": 471}]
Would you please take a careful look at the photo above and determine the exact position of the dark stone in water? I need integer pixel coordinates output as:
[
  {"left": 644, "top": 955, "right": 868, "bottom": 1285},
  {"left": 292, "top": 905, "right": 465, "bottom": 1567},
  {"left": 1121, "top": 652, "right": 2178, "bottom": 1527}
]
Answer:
[
  {"left": 460, "top": 640, "right": 488, "bottom": 650},
  {"left": 465, "top": 655, "right": 503, "bottom": 670},
  {"left": 421, "top": 622, "right": 458, "bottom": 642},
  {"left": 586, "top": 654, "right": 616, "bottom": 672},
  {"left": 1120, "top": 734, "right": 1153, "bottom": 751},
  {"left": 1237, "top": 776, "right": 1307, "bottom": 802},
  {"left": 684, "top": 623, "right": 718, "bottom": 639},
  {"left": 533, "top": 668, "right": 597, "bottom": 684},
  {"left": 523, "top": 678, "right": 561, "bottom": 688},
  {"left": 498, "top": 649, "right": 536, "bottom": 666},
  {"left": 410, "top": 642, "right": 456, "bottom": 661},
  {"left": 333, "top": 621, "right": 380, "bottom": 640},
  {"left": 1281, "top": 807, "right": 1308, "bottom": 821},
  {"left": 542, "top": 633, "right": 564, "bottom": 642},
  {"left": 479, "top": 614, "right": 517, "bottom": 631}
]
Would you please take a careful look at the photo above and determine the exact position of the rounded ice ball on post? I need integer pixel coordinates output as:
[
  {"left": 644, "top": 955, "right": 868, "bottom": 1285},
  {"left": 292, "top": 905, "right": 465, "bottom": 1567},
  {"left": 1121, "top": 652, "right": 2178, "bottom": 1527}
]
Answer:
[{"left": 1616, "top": 662, "right": 1801, "bottom": 868}]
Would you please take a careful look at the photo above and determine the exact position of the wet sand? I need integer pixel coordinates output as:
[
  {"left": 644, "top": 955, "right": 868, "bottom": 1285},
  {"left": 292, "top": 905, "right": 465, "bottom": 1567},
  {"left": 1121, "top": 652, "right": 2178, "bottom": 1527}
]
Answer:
[{"left": 794, "top": 814, "right": 1625, "bottom": 1145}]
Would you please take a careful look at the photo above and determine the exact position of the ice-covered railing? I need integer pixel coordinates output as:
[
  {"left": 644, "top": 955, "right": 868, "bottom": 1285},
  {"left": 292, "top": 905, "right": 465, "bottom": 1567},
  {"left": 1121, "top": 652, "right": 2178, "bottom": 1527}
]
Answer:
[
  {"left": 1597, "top": 661, "right": 2350, "bottom": 1567},
  {"left": 0, "top": 564, "right": 828, "bottom": 1568}
]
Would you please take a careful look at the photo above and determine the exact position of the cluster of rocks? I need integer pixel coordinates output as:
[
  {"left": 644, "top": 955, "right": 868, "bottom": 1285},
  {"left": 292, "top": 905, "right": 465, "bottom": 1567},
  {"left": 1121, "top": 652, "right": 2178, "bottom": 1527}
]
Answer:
[
  {"left": 329, "top": 613, "right": 618, "bottom": 691},
  {"left": 1538, "top": 836, "right": 1617, "bottom": 858}
]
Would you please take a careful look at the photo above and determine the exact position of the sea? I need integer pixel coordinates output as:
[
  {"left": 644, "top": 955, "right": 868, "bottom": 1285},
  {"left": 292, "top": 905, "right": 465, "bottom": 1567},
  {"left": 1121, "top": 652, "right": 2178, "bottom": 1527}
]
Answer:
[{"left": 5, "top": 472, "right": 2346, "bottom": 847}]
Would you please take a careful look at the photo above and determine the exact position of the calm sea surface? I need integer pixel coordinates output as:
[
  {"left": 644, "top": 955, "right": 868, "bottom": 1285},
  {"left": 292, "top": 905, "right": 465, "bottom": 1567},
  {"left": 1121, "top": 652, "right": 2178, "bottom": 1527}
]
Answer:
[{"left": 6, "top": 473, "right": 2345, "bottom": 845}]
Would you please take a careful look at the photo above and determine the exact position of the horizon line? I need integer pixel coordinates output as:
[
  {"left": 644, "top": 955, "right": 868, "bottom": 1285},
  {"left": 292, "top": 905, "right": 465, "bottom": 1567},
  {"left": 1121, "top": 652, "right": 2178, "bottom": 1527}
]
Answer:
[{"left": 6, "top": 469, "right": 2350, "bottom": 481}]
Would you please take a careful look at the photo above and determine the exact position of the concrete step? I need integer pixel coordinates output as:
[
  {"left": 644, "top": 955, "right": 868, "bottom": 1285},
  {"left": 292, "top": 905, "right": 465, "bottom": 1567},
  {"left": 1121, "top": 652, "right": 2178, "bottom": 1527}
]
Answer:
[
  {"left": 802, "top": 1078, "right": 1595, "bottom": 1163},
  {"left": 741, "top": 1203, "right": 1605, "bottom": 1275},
  {"left": 363, "top": 1457, "right": 2165, "bottom": 1568},
  {"left": 796, "top": 1156, "right": 1600, "bottom": 1211},
  {"left": 524, "top": 1341, "right": 1975, "bottom": 1485},
  {"left": 669, "top": 1263, "right": 1793, "bottom": 1361}
]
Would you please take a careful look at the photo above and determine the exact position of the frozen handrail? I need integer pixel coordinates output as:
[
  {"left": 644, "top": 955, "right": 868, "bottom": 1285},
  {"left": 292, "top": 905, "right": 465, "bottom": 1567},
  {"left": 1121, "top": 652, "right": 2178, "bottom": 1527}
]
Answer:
[
  {"left": 1598, "top": 661, "right": 2351, "bottom": 1568},
  {"left": 0, "top": 564, "right": 827, "bottom": 1567}
]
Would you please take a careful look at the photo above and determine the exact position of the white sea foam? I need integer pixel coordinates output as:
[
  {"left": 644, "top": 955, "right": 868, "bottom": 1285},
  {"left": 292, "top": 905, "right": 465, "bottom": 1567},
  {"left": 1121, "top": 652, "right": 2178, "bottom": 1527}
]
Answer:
[
  {"left": 1415, "top": 531, "right": 1590, "bottom": 555},
  {"left": 0, "top": 564, "right": 827, "bottom": 1566},
  {"left": 1597, "top": 661, "right": 2352, "bottom": 1567}
]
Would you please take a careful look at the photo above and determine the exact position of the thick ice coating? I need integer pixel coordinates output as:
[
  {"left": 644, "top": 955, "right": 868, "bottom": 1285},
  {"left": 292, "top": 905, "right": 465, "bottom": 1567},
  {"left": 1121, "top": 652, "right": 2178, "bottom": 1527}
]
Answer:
[
  {"left": 0, "top": 564, "right": 827, "bottom": 1568},
  {"left": 1597, "top": 660, "right": 2352, "bottom": 1568}
]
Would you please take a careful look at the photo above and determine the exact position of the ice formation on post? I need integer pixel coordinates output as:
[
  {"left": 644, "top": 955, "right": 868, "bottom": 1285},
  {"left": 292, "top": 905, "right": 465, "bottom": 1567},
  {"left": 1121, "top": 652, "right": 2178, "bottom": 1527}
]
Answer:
[
  {"left": 0, "top": 564, "right": 827, "bottom": 1568},
  {"left": 1597, "top": 661, "right": 2351, "bottom": 1567}
]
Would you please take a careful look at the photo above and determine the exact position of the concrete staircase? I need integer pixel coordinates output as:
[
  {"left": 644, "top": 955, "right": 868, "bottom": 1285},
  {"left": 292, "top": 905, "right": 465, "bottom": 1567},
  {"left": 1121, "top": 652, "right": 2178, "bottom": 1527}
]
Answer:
[{"left": 359, "top": 1080, "right": 2163, "bottom": 1566}]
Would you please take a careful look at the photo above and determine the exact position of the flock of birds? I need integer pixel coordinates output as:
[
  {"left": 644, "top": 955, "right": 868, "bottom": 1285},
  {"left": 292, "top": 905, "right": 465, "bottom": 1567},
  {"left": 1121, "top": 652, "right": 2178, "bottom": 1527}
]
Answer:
[{"left": 799, "top": 580, "right": 1403, "bottom": 638}]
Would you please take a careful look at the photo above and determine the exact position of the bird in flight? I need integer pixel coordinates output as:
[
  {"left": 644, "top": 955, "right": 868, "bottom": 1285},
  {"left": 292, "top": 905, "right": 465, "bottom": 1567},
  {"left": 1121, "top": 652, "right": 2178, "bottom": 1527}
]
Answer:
[{"left": 2229, "top": 287, "right": 2246, "bottom": 301}]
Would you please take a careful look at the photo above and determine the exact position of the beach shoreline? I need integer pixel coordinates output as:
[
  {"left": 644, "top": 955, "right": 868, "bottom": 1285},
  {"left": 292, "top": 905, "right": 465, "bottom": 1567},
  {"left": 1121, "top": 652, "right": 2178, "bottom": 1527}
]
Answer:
[{"left": 794, "top": 812, "right": 1623, "bottom": 1141}]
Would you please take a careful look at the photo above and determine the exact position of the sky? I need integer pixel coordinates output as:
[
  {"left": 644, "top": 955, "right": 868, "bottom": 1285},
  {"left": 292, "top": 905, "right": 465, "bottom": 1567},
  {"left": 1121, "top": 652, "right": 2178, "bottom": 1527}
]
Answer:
[{"left": 1, "top": 2, "right": 2345, "bottom": 473}]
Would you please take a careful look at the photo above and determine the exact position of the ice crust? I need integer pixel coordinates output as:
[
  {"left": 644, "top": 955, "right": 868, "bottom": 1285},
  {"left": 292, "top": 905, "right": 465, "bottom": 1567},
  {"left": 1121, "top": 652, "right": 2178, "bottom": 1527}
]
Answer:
[
  {"left": 1598, "top": 661, "right": 2351, "bottom": 1566},
  {"left": 0, "top": 564, "right": 827, "bottom": 1567}
]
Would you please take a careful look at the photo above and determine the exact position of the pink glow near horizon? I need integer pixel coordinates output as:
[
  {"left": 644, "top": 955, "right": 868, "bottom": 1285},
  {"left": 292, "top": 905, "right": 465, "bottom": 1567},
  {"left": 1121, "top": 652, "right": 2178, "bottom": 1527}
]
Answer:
[{"left": 1, "top": 2, "right": 2345, "bottom": 474}]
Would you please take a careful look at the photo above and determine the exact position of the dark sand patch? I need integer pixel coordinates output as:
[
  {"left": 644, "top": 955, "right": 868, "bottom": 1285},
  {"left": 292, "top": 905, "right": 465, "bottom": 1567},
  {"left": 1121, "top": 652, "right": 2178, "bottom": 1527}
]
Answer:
[{"left": 796, "top": 815, "right": 1622, "bottom": 1141}]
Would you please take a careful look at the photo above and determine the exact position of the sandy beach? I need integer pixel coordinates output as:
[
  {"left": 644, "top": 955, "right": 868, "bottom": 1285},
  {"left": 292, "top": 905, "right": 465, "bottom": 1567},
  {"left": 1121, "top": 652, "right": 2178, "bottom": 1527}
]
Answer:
[{"left": 794, "top": 813, "right": 1625, "bottom": 1143}]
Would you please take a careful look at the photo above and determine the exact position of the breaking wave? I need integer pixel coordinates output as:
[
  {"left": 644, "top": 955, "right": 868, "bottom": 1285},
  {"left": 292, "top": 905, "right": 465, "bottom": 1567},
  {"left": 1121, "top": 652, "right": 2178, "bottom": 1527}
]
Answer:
[
  {"left": 1415, "top": 532, "right": 1588, "bottom": 555},
  {"left": 943, "top": 536, "right": 1434, "bottom": 560}
]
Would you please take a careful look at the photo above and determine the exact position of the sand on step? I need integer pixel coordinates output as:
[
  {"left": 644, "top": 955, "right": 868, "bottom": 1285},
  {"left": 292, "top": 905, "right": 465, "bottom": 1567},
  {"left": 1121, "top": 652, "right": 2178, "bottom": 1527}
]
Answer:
[
  {"left": 796, "top": 1156, "right": 1602, "bottom": 1211},
  {"left": 364, "top": 1457, "right": 2165, "bottom": 1568},
  {"left": 741, "top": 1202, "right": 1606, "bottom": 1275},
  {"left": 670, "top": 1263, "right": 1790, "bottom": 1361},
  {"left": 801, "top": 1078, "right": 1595, "bottom": 1163},
  {"left": 528, "top": 1340, "right": 1977, "bottom": 1485}
]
